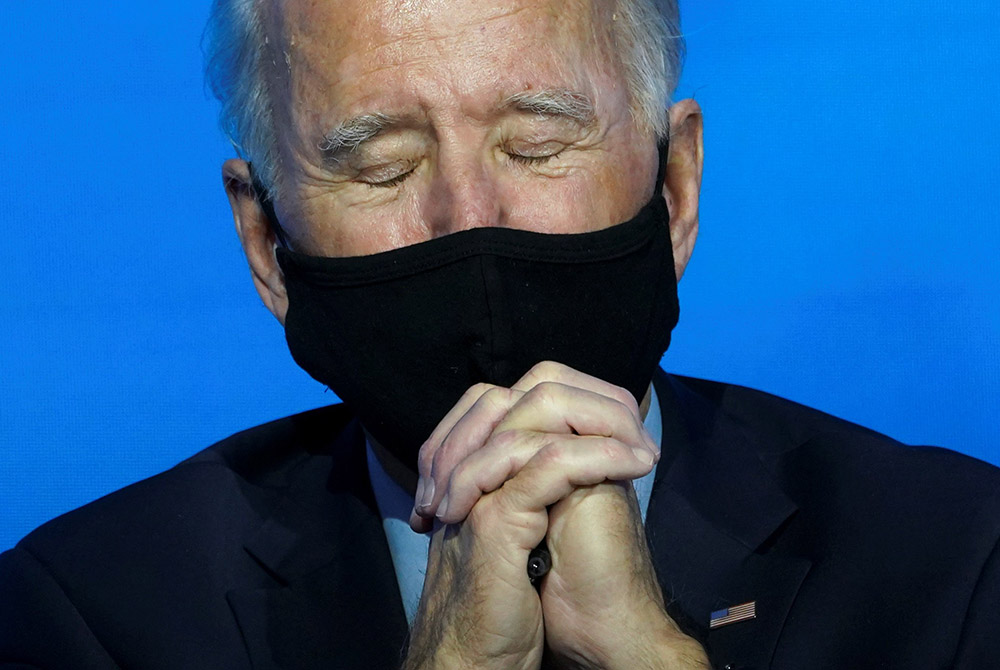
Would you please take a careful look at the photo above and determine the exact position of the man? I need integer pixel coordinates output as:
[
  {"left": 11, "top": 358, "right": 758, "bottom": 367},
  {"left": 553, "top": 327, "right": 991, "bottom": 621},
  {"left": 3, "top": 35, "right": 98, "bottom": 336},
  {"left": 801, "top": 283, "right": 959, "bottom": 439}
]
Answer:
[{"left": 1, "top": 0, "right": 998, "bottom": 669}]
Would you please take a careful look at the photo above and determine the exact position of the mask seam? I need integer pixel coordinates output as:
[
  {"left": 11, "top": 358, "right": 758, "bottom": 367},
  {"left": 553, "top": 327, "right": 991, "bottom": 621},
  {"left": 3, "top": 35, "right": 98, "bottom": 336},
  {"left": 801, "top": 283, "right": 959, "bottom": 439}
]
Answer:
[
  {"left": 478, "top": 255, "right": 500, "bottom": 384},
  {"left": 278, "top": 216, "right": 663, "bottom": 286}
]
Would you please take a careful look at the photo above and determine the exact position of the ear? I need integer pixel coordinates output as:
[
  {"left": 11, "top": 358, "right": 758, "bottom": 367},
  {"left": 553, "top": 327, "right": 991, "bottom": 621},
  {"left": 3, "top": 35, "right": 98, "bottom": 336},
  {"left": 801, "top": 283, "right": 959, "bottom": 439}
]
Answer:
[
  {"left": 660, "top": 99, "right": 704, "bottom": 281},
  {"left": 222, "top": 158, "right": 289, "bottom": 324}
]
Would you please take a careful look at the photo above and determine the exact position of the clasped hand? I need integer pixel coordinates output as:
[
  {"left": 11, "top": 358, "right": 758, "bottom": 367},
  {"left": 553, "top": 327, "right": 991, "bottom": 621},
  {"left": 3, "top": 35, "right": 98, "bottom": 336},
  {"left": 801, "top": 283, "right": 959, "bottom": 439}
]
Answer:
[{"left": 402, "top": 362, "right": 708, "bottom": 670}]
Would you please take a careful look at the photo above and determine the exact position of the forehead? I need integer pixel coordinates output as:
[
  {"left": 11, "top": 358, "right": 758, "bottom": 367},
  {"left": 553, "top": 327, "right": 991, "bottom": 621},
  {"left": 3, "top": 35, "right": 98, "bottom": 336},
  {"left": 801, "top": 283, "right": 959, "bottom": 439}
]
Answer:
[{"left": 268, "top": 0, "right": 618, "bottom": 123}]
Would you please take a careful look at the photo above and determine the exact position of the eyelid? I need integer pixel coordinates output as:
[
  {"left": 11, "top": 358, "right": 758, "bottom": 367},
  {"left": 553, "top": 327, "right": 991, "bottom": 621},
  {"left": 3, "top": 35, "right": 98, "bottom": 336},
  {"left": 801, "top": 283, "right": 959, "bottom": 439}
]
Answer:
[
  {"left": 365, "top": 170, "right": 414, "bottom": 188},
  {"left": 502, "top": 138, "right": 569, "bottom": 168},
  {"left": 507, "top": 153, "right": 555, "bottom": 166},
  {"left": 357, "top": 160, "right": 417, "bottom": 188},
  {"left": 505, "top": 139, "right": 567, "bottom": 157}
]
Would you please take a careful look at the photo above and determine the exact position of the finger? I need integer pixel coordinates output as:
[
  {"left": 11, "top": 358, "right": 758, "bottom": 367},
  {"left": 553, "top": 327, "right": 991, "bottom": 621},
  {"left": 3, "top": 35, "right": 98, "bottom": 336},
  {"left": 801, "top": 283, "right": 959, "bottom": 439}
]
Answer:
[
  {"left": 436, "top": 431, "right": 656, "bottom": 524},
  {"left": 496, "top": 382, "right": 659, "bottom": 458},
  {"left": 423, "top": 382, "right": 658, "bottom": 526},
  {"left": 412, "top": 382, "right": 500, "bottom": 506},
  {"left": 464, "top": 436, "right": 657, "bottom": 524},
  {"left": 419, "top": 383, "right": 497, "bottom": 471},
  {"left": 414, "top": 387, "right": 522, "bottom": 520},
  {"left": 512, "top": 361, "right": 643, "bottom": 421}
]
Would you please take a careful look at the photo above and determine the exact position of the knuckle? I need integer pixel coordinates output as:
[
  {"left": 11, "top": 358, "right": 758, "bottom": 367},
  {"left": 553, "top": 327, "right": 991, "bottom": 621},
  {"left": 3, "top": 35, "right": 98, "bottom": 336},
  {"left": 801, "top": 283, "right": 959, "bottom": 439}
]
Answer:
[
  {"left": 599, "top": 438, "right": 627, "bottom": 462},
  {"left": 538, "top": 439, "right": 568, "bottom": 465},
  {"left": 481, "top": 386, "right": 512, "bottom": 409},
  {"left": 417, "top": 443, "right": 435, "bottom": 475},
  {"left": 611, "top": 397, "right": 643, "bottom": 433},
  {"left": 607, "top": 396, "right": 632, "bottom": 421},
  {"left": 519, "top": 360, "right": 562, "bottom": 388},
  {"left": 489, "top": 427, "right": 525, "bottom": 450},
  {"left": 468, "top": 381, "right": 495, "bottom": 397},
  {"left": 465, "top": 492, "right": 498, "bottom": 528},
  {"left": 613, "top": 386, "right": 641, "bottom": 416},
  {"left": 532, "top": 360, "right": 564, "bottom": 379},
  {"left": 527, "top": 381, "right": 561, "bottom": 406},
  {"left": 448, "top": 459, "right": 471, "bottom": 492},
  {"left": 429, "top": 441, "right": 454, "bottom": 481}
]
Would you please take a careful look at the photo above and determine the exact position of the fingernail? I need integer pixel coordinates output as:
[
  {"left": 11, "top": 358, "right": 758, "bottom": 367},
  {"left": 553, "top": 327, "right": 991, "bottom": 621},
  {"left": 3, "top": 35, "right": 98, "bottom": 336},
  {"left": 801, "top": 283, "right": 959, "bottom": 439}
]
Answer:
[
  {"left": 436, "top": 494, "right": 449, "bottom": 520},
  {"left": 632, "top": 447, "right": 655, "bottom": 466},
  {"left": 418, "top": 479, "right": 435, "bottom": 511},
  {"left": 414, "top": 478, "right": 425, "bottom": 508},
  {"left": 643, "top": 430, "right": 657, "bottom": 450},
  {"left": 645, "top": 435, "right": 661, "bottom": 460}
]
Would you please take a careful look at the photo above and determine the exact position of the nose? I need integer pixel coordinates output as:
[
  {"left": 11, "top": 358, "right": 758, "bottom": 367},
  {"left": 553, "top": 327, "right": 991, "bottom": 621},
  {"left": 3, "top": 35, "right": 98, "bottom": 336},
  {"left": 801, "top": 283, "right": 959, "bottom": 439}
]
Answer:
[{"left": 424, "top": 150, "right": 504, "bottom": 236}]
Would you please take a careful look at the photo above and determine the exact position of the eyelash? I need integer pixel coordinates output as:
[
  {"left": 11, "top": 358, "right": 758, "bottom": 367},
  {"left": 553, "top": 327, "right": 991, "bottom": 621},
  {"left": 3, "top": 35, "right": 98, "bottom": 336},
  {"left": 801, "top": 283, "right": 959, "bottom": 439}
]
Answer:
[
  {"left": 507, "top": 152, "right": 556, "bottom": 166},
  {"left": 364, "top": 150, "right": 559, "bottom": 188},
  {"left": 366, "top": 170, "right": 415, "bottom": 189}
]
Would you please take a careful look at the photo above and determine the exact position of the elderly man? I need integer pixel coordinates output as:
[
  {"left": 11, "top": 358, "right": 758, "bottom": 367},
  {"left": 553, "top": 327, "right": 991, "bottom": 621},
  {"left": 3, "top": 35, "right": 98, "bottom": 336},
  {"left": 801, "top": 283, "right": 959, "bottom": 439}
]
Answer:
[{"left": 2, "top": 0, "right": 999, "bottom": 668}]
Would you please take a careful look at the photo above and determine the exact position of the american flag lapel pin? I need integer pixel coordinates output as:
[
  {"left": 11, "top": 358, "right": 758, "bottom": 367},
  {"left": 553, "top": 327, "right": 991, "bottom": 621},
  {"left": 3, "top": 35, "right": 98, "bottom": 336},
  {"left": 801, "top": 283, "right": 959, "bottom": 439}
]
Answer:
[{"left": 709, "top": 601, "right": 757, "bottom": 629}]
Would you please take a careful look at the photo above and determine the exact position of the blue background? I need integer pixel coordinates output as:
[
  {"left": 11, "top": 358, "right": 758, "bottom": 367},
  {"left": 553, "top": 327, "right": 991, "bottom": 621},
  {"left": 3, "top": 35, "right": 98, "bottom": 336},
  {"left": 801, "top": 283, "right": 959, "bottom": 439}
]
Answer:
[{"left": 1, "top": 1, "right": 998, "bottom": 551}]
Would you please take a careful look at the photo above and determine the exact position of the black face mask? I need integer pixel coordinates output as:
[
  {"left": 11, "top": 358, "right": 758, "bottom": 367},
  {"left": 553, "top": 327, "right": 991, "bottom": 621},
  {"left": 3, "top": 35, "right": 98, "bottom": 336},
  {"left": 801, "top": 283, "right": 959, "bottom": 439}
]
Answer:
[{"left": 268, "top": 150, "right": 679, "bottom": 471}]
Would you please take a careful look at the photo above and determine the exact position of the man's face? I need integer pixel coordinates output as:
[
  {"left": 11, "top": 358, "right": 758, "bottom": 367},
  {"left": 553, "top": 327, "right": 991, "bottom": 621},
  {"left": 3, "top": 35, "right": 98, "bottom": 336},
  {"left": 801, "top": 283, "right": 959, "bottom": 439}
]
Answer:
[{"left": 265, "top": 0, "right": 660, "bottom": 256}]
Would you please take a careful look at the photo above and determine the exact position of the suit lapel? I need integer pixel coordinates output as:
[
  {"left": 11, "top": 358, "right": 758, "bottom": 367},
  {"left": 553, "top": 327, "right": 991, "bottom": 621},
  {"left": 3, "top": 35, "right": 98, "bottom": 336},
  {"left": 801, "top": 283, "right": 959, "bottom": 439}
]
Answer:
[
  {"left": 227, "top": 419, "right": 409, "bottom": 670},
  {"left": 646, "top": 372, "right": 811, "bottom": 668},
  {"left": 224, "top": 371, "right": 810, "bottom": 669}
]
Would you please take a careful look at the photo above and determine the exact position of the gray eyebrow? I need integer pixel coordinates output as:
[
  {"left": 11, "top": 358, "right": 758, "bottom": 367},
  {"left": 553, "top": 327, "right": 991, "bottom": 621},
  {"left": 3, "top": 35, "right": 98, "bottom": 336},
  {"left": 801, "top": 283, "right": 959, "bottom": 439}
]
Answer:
[
  {"left": 318, "top": 113, "right": 394, "bottom": 165},
  {"left": 502, "top": 89, "right": 596, "bottom": 125},
  {"left": 317, "top": 89, "right": 594, "bottom": 165}
]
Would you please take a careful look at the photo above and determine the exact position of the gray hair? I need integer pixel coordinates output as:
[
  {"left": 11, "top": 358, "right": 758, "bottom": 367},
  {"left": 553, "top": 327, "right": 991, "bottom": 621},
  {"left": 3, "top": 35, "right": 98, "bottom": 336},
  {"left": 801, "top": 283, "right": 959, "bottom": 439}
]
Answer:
[{"left": 203, "top": 0, "right": 684, "bottom": 193}]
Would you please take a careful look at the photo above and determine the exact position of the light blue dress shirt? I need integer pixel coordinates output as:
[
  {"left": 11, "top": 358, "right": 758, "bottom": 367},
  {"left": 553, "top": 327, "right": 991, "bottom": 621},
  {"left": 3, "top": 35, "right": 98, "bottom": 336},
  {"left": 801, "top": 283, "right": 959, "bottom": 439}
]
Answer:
[{"left": 366, "top": 385, "right": 663, "bottom": 626}]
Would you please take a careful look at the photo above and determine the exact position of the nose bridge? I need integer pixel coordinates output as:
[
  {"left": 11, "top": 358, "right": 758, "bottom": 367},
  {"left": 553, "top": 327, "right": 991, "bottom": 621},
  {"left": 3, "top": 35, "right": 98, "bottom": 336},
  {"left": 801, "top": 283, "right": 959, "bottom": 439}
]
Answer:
[{"left": 427, "top": 143, "right": 502, "bottom": 234}]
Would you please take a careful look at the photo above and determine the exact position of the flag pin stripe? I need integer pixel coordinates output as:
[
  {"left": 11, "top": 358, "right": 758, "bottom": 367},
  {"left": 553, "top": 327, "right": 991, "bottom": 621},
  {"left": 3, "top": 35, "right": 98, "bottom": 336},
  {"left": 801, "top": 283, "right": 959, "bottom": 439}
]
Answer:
[{"left": 709, "top": 601, "right": 757, "bottom": 629}]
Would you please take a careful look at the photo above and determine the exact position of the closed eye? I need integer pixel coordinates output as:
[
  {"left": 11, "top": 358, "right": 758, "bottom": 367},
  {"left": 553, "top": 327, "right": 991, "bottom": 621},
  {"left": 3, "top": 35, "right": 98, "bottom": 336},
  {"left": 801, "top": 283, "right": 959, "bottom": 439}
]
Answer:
[
  {"left": 358, "top": 159, "right": 418, "bottom": 188},
  {"left": 507, "top": 152, "right": 557, "bottom": 165},
  {"left": 365, "top": 168, "right": 415, "bottom": 188}
]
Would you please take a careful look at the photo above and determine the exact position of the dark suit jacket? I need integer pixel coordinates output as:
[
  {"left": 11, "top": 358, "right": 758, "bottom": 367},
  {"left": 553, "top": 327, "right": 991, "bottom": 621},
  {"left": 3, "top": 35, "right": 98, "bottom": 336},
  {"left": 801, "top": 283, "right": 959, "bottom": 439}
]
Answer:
[{"left": 2, "top": 371, "right": 999, "bottom": 669}]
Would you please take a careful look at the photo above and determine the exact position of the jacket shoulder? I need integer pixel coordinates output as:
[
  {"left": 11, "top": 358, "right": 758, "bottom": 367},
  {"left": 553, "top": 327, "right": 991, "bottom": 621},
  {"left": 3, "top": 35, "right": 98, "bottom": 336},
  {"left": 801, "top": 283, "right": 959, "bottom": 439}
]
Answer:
[
  {"left": 0, "top": 403, "right": 359, "bottom": 667},
  {"left": 17, "top": 402, "right": 355, "bottom": 557},
  {"left": 670, "top": 372, "right": 1000, "bottom": 566},
  {"left": 671, "top": 372, "right": 1000, "bottom": 485}
]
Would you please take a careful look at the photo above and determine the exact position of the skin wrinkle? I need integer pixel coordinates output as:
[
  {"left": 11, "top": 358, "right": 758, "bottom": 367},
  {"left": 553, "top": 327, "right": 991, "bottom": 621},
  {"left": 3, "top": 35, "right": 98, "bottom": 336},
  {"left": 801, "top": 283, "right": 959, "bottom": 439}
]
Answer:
[
  {"left": 319, "top": 113, "right": 395, "bottom": 164},
  {"left": 258, "top": 0, "right": 656, "bottom": 257},
  {"left": 320, "top": 89, "right": 597, "bottom": 169},
  {"left": 223, "top": 4, "right": 706, "bottom": 665},
  {"left": 503, "top": 89, "right": 596, "bottom": 126},
  {"left": 413, "top": 499, "right": 545, "bottom": 670}
]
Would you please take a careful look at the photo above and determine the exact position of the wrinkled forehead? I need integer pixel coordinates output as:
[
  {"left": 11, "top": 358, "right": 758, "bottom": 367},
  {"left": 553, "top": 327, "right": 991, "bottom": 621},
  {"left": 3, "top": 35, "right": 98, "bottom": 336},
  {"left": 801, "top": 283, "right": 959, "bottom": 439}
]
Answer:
[
  {"left": 264, "top": 0, "right": 613, "bottom": 58},
  {"left": 261, "top": 0, "right": 620, "bottom": 118}
]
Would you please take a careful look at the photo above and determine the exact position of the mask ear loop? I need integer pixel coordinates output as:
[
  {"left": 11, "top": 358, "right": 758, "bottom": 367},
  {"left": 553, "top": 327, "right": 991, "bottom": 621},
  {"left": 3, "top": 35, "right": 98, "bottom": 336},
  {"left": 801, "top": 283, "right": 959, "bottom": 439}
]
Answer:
[
  {"left": 248, "top": 164, "right": 291, "bottom": 249},
  {"left": 655, "top": 134, "right": 670, "bottom": 198}
]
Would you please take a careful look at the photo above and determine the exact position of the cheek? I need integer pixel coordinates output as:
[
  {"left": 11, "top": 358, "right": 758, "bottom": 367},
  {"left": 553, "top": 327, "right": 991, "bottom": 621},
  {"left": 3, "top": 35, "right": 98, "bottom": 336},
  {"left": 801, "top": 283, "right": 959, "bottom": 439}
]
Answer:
[
  {"left": 290, "top": 187, "right": 433, "bottom": 257},
  {"left": 501, "top": 160, "right": 653, "bottom": 235},
  {"left": 288, "top": 144, "right": 657, "bottom": 255},
  {"left": 594, "top": 143, "right": 661, "bottom": 224},
  {"left": 500, "top": 177, "right": 611, "bottom": 234}
]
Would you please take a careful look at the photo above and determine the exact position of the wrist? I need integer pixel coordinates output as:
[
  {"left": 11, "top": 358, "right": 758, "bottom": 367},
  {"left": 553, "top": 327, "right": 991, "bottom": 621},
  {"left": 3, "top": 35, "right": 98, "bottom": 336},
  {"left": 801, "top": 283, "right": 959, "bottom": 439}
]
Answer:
[
  {"left": 548, "top": 615, "right": 708, "bottom": 670},
  {"left": 404, "top": 650, "right": 542, "bottom": 670},
  {"left": 404, "top": 625, "right": 544, "bottom": 670}
]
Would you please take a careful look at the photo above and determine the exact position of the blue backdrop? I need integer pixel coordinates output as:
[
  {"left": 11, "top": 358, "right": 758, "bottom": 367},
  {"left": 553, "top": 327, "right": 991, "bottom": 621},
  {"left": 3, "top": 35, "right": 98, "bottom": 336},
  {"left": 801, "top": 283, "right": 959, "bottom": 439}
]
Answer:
[{"left": 2, "top": 1, "right": 998, "bottom": 551}]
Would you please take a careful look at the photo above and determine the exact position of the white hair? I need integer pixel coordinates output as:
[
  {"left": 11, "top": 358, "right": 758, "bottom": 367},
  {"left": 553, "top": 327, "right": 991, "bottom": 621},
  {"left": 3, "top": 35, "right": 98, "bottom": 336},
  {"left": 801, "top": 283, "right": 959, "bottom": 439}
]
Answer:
[
  {"left": 203, "top": 0, "right": 685, "bottom": 193},
  {"left": 203, "top": 0, "right": 278, "bottom": 190}
]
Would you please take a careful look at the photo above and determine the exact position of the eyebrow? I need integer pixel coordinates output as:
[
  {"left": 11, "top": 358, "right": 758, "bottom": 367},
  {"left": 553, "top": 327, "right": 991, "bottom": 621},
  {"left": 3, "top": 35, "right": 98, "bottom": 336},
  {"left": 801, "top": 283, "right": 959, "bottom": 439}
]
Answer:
[
  {"left": 501, "top": 89, "right": 596, "bottom": 126},
  {"left": 317, "top": 88, "right": 596, "bottom": 165},
  {"left": 318, "top": 113, "right": 395, "bottom": 165}
]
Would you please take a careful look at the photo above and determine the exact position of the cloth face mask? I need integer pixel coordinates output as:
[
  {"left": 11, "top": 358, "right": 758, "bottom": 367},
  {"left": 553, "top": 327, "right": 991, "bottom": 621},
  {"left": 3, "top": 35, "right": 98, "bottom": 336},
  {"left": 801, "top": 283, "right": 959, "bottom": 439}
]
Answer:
[{"left": 274, "top": 189, "right": 680, "bottom": 471}]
